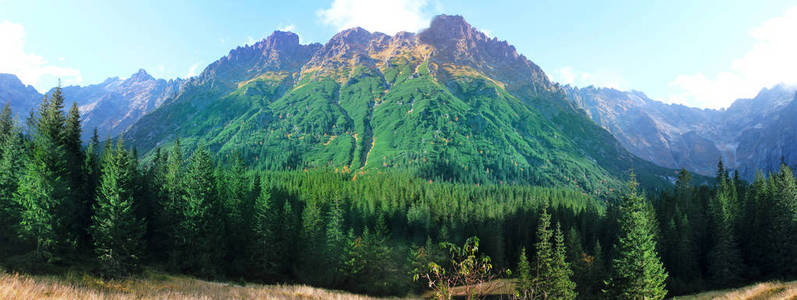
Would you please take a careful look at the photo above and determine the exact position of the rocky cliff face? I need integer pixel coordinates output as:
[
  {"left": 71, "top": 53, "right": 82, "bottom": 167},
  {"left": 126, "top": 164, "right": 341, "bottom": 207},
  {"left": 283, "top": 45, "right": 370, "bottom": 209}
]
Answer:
[{"left": 564, "top": 84, "right": 797, "bottom": 179}]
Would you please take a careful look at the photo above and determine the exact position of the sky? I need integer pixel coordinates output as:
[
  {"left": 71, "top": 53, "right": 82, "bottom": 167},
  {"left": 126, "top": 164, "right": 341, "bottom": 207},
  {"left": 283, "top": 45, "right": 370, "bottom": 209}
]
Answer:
[{"left": 1, "top": 0, "right": 796, "bottom": 109}]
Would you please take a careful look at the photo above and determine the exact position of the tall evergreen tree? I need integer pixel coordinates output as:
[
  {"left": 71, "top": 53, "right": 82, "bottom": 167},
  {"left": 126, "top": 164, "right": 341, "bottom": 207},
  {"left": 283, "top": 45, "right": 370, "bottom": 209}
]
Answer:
[
  {"left": 605, "top": 175, "right": 668, "bottom": 300},
  {"left": 533, "top": 202, "right": 555, "bottom": 298},
  {"left": 299, "top": 198, "right": 324, "bottom": 284},
  {"left": 551, "top": 223, "right": 577, "bottom": 299},
  {"left": 515, "top": 247, "right": 533, "bottom": 299},
  {"left": 181, "top": 145, "right": 219, "bottom": 276},
  {"left": 90, "top": 139, "right": 145, "bottom": 277},
  {"left": 0, "top": 106, "right": 25, "bottom": 247},
  {"left": 769, "top": 164, "right": 797, "bottom": 276},
  {"left": 249, "top": 183, "right": 278, "bottom": 279},
  {"left": 14, "top": 92, "right": 76, "bottom": 260},
  {"left": 707, "top": 161, "right": 743, "bottom": 287},
  {"left": 325, "top": 198, "right": 346, "bottom": 285}
]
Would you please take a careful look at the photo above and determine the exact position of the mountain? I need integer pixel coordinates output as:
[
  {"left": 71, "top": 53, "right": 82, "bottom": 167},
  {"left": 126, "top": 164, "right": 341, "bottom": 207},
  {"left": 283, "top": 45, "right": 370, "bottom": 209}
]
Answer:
[
  {"left": 0, "top": 73, "right": 41, "bottom": 120},
  {"left": 0, "top": 70, "right": 183, "bottom": 139},
  {"left": 124, "top": 15, "right": 680, "bottom": 193},
  {"left": 564, "top": 84, "right": 797, "bottom": 179},
  {"left": 47, "top": 69, "right": 185, "bottom": 139}
]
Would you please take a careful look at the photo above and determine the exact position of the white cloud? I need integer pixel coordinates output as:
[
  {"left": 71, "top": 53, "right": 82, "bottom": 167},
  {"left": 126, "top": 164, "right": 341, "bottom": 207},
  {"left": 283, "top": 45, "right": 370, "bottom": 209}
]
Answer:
[
  {"left": 317, "top": 0, "right": 433, "bottom": 35},
  {"left": 278, "top": 24, "right": 296, "bottom": 32},
  {"left": 247, "top": 36, "right": 256, "bottom": 45},
  {"left": 185, "top": 63, "right": 201, "bottom": 78},
  {"left": 0, "top": 21, "right": 82, "bottom": 91},
  {"left": 668, "top": 6, "right": 797, "bottom": 109},
  {"left": 551, "top": 66, "right": 628, "bottom": 90}
]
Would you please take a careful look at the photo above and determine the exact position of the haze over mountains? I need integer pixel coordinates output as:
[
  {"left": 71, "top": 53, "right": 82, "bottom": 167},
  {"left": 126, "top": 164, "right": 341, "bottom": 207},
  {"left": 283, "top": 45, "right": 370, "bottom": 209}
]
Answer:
[
  {"left": 0, "top": 69, "right": 185, "bottom": 139},
  {"left": 565, "top": 84, "right": 797, "bottom": 179},
  {"left": 1, "top": 14, "right": 794, "bottom": 182}
]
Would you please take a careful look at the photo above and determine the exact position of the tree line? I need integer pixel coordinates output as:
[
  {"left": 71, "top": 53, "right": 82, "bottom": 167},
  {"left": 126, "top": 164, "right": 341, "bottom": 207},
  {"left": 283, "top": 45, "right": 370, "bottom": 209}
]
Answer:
[{"left": 0, "top": 90, "right": 795, "bottom": 299}]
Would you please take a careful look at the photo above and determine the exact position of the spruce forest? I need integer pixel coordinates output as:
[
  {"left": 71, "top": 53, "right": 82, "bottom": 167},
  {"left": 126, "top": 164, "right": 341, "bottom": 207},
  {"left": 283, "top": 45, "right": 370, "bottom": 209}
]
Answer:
[{"left": 2, "top": 85, "right": 797, "bottom": 299}]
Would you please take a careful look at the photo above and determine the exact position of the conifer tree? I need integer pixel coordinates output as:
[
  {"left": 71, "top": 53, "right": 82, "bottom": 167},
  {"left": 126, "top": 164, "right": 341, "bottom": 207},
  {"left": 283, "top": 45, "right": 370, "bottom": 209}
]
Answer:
[
  {"left": 299, "top": 199, "right": 324, "bottom": 284},
  {"left": 770, "top": 164, "right": 797, "bottom": 276},
  {"left": 90, "top": 139, "right": 145, "bottom": 277},
  {"left": 534, "top": 202, "right": 555, "bottom": 297},
  {"left": 605, "top": 175, "right": 668, "bottom": 300},
  {"left": 515, "top": 247, "right": 533, "bottom": 299},
  {"left": 249, "top": 183, "right": 279, "bottom": 279},
  {"left": 161, "top": 140, "right": 185, "bottom": 267},
  {"left": 182, "top": 145, "right": 218, "bottom": 275},
  {"left": 325, "top": 198, "right": 346, "bottom": 285},
  {"left": 707, "top": 161, "right": 743, "bottom": 287},
  {"left": 0, "top": 107, "right": 25, "bottom": 244},
  {"left": 14, "top": 93, "right": 75, "bottom": 260},
  {"left": 551, "top": 223, "right": 577, "bottom": 299}
]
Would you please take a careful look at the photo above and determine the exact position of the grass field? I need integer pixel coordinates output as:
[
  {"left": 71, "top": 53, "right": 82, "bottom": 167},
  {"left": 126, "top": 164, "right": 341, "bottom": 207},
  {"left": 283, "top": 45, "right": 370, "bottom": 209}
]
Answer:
[
  {"left": 674, "top": 280, "right": 797, "bottom": 300},
  {"left": 0, "top": 269, "right": 412, "bottom": 300}
]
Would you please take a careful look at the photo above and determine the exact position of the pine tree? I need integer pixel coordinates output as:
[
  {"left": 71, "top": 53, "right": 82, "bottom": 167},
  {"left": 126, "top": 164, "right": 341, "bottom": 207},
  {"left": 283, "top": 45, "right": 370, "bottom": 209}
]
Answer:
[
  {"left": 605, "top": 175, "right": 668, "bottom": 299},
  {"left": 325, "top": 198, "right": 346, "bottom": 285},
  {"left": 14, "top": 92, "right": 76, "bottom": 260},
  {"left": 707, "top": 162, "right": 743, "bottom": 287},
  {"left": 0, "top": 103, "right": 13, "bottom": 142},
  {"left": 770, "top": 164, "right": 797, "bottom": 276},
  {"left": 0, "top": 107, "right": 25, "bottom": 246},
  {"left": 551, "top": 223, "right": 577, "bottom": 299},
  {"left": 182, "top": 145, "right": 218, "bottom": 275},
  {"left": 534, "top": 202, "right": 555, "bottom": 298},
  {"left": 299, "top": 199, "right": 324, "bottom": 284},
  {"left": 250, "top": 183, "right": 278, "bottom": 279},
  {"left": 161, "top": 140, "right": 185, "bottom": 268},
  {"left": 90, "top": 138, "right": 145, "bottom": 277},
  {"left": 515, "top": 247, "right": 533, "bottom": 299}
]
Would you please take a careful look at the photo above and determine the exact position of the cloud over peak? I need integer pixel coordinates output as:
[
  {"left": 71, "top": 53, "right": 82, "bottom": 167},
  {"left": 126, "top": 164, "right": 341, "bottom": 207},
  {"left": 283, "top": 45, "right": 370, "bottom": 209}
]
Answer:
[
  {"left": 0, "top": 20, "right": 82, "bottom": 91},
  {"left": 317, "top": 0, "right": 435, "bottom": 35}
]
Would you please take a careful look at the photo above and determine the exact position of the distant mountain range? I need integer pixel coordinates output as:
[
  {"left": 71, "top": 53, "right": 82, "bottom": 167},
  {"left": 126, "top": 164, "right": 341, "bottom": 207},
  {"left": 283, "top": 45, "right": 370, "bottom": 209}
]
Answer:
[
  {"left": 2, "top": 14, "right": 792, "bottom": 184},
  {"left": 0, "top": 69, "right": 184, "bottom": 139},
  {"left": 564, "top": 84, "right": 797, "bottom": 179}
]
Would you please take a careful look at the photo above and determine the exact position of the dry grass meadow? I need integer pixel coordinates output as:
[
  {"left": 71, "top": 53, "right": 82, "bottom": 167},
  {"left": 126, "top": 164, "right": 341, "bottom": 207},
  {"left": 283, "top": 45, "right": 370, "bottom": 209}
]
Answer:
[
  {"left": 0, "top": 269, "right": 415, "bottom": 300},
  {"left": 674, "top": 280, "right": 797, "bottom": 300}
]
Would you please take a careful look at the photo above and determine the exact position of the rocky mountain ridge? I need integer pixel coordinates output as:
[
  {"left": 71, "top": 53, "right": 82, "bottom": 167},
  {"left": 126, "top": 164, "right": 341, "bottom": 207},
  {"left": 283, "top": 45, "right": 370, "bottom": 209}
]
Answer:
[{"left": 564, "top": 84, "right": 797, "bottom": 179}]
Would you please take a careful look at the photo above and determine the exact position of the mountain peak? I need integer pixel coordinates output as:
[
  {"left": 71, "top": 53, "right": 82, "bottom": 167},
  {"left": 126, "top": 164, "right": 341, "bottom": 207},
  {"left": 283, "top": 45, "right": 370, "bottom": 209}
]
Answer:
[
  {"left": 256, "top": 31, "right": 301, "bottom": 50},
  {"left": 129, "top": 68, "right": 153, "bottom": 82},
  {"left": 425, "top": 14, "right": 473, "bottom": 39}
]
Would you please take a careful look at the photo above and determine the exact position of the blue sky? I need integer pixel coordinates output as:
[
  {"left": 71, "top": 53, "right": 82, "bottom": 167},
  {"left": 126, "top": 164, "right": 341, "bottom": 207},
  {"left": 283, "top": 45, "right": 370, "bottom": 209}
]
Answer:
[{"left": 1, "top": 0, "right": 795, "bottom": 109}]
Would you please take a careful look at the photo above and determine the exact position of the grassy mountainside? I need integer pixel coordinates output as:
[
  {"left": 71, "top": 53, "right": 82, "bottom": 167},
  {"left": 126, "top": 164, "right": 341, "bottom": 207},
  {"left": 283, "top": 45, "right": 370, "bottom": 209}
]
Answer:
[
  {"left": 124, "top": 15, "right": 683, "bottom": 194},
  {"left": 0, "top": 270, "right": 404, "bottom": 300}
]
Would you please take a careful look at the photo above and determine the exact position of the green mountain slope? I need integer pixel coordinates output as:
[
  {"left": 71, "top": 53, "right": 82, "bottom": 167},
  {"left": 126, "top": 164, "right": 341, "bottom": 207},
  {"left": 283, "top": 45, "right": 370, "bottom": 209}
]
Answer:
[{"left": 125, "top": 15, "right": 680, "bottom": 194}]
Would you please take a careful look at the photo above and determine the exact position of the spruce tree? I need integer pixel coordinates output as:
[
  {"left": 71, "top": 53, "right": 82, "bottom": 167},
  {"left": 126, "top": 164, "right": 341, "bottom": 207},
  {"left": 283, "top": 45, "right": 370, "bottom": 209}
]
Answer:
[
  {"left": 551, "top": 223, "right": 577, "bottom": 300},
  {"left": 707, "top": 162, "right": 743, "bottom": 287},
  {"left": 515, "top": 247, "right": 533, "bottom": 299},
  {"left": 161, "top": 140, "right": 185, "bottom": 267},
  {"left": 605, "top": 176, "right": 668, "bottom": 299},
  {"left": 770, "top": 164, "right": 797, "bottom": 276},
  {"left": 534, "top": 202, "right": 555, "bottom": 298},
  {"left": 14, "top": 93, "right": 76, "bottom": 260},
  {"left": 90, "top": 139, "right": 145, "bottom": 277},
  {"left": 182, "top": 145, "right": 218, "bottom": 275},
  {"left": 0, "top": 108, "right": 25, "bottom": 246},
  {"left": 325, "top": 198, "right": 346, "bottom": 285},
  {"left": 299, "top": 199, "right": 324, "bottom": 284},
  {"left": 250, "top": 183, "right": 278, "bottom": 279}
]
